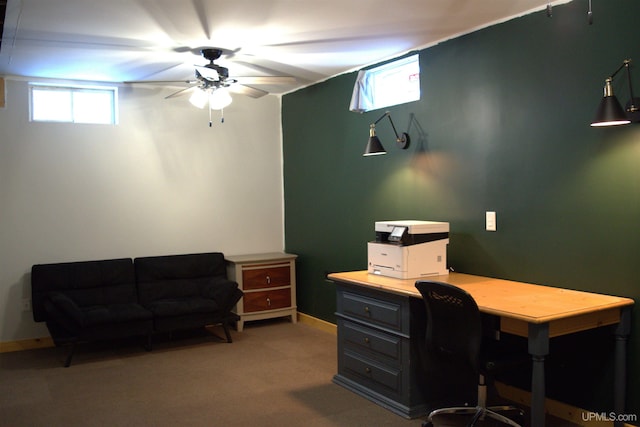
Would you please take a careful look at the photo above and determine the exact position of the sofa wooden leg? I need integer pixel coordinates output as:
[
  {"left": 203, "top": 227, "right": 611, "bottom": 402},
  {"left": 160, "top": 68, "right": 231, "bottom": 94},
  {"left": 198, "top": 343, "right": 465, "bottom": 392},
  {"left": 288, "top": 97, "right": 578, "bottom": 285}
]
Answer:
[
  {"left": 64, "top": 342, "right": 76, "bottom": 368},
  {"left": 222, "top": 323, "right": 233, "bottom": 343},
  {"left": 144, "top": 334, "right": 153, "bottom": 352}
]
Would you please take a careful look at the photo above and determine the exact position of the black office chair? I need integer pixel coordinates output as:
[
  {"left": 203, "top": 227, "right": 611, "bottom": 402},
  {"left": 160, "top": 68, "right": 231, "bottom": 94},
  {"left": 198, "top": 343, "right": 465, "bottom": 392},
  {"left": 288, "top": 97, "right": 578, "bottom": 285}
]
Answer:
[{"left": 415, "top": 280, "right": 524, "bottom": 427}]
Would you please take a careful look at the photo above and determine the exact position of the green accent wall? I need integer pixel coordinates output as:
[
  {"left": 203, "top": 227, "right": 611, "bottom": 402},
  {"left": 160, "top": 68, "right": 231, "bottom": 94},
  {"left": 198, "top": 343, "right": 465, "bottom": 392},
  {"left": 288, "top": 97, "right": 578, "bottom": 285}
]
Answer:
[{"left": 283, "top": 0, "right": 639, "bottom": 416}]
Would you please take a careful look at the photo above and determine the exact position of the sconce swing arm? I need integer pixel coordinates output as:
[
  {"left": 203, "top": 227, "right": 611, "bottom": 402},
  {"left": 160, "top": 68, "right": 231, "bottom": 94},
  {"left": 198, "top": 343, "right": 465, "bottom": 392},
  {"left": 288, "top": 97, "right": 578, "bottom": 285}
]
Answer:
[
  {"left": 371, "top": 111, "right": 410, "bottom": 149},
  {"left": 605, "top": 59, "right": 638, "bottom": 113}
]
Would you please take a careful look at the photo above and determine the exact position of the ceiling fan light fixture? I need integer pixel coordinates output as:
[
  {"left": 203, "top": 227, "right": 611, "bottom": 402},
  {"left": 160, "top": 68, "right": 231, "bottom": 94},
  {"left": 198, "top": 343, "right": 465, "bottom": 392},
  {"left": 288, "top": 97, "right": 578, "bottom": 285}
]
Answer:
[
  {"left": 189, "top": 88, "right": 209, "bottom": 109},
  {"left": 209, "top": 88, "right": 232, "bottom": 110}
]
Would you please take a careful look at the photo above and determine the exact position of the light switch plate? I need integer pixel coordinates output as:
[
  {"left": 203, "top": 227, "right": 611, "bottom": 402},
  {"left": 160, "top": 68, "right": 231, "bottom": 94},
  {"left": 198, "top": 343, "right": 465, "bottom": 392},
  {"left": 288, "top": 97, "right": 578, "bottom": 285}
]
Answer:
[{"left": 486, "top": 211, "right": 497, "bottom": 231}]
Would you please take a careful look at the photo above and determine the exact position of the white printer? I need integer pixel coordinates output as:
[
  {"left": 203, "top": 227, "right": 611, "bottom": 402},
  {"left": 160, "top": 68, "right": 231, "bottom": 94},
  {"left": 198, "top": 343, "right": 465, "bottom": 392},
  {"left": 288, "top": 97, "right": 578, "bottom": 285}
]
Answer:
[{"left": 368, "top": 220, "right": 449, "bottom": 279}]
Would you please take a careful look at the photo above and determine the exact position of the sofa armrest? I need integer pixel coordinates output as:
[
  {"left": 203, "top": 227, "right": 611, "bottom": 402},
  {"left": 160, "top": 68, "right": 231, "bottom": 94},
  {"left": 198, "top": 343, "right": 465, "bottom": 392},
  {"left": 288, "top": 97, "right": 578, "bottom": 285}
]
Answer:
[
  {"left": 45, "top": 292, "right": 85, "bottom": 327},
  {"left": 200, "top": 277, "right": 243, "bottom": 310}
]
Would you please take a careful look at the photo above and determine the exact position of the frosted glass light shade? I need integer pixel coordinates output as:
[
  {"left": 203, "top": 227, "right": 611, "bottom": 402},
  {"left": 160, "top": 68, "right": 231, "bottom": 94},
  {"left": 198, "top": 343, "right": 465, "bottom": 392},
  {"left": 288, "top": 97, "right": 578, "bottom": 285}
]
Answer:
[{"left": 209, "top": 88, "right": 232, "bottom": 110}]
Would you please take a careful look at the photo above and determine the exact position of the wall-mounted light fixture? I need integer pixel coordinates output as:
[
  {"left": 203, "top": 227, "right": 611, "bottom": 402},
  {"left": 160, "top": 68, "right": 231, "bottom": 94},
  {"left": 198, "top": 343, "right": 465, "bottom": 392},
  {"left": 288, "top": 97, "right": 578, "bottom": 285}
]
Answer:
[
  {"left": 591, "top": 59, "right": 639, "bottom": 127},
  {"left": 363, "top": 111, "right": 410, "bottom": 156}
]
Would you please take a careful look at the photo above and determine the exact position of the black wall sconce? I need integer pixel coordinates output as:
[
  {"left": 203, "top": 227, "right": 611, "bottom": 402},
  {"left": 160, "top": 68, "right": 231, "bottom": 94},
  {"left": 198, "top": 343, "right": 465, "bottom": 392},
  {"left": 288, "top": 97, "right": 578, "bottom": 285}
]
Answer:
[
  {"left": 591, "top": 59, "right": 640, "bottom": 127},
  {"left": 363, "top": 111, "right": 410, "bottom": 156}
]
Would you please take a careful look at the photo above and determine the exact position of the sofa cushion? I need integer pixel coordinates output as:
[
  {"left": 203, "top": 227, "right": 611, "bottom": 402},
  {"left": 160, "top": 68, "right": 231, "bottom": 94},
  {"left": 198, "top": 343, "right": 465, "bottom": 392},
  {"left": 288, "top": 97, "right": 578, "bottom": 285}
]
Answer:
[
  {"left": 134, "top": 253, "right": 227, "bottom": 283},
  {"left": 145, "top": 297, "right": 220, "bottom": 317},
  {"left": 201, "top": 277, "right": 243, "bottom": 309},
  {"left": 137, "top": 278, "right": 203, "bottom": 305},
  {"left": 47, "top": 292, "right": 84, "bottom": 326},
  {"left": 135, "top": 253, "right": 238, "bottom": 307},
  {"left": 81, "top": 303, "right": 153, "bottom": 326},
  {"left": 44, "top": 291, "right": 152, "bottom": 328},
  {"left": 32, "top": 258, "right": 137, "bottom": 322}
]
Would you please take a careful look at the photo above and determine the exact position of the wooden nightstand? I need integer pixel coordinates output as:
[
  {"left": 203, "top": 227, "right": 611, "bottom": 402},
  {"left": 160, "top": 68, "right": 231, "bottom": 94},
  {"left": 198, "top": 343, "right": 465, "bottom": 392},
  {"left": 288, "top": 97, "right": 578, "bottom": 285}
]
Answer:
[{"left": 225, "top": 252, "right": 298, "bottom": 331}]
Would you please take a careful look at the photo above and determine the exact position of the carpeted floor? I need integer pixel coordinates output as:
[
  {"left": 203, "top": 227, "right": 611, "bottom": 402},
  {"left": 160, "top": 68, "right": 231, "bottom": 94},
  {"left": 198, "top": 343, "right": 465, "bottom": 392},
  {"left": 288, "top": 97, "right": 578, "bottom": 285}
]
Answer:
[
  {"left": 0, "top": 319, "right": 580, "bottom": 427},
  {"left": 1, "top": 319, "right": 427, "bottom": 427}
]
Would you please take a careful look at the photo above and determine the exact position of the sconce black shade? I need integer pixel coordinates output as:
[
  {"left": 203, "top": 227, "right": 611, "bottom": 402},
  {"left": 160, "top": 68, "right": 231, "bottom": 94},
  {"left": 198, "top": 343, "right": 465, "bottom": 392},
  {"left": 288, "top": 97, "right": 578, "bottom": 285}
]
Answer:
[
  {"left": 363, "top": 111, "right": 410, "bottom": 156},
  {"left": 591, "top": 77, "right": 630, "bottom": 127},
  {"left": 591, "top": 60, "right": 638, "bottom": 127},
  {"left": 591, "top": 94, "right": 630, "bottom": 127},
  {"left": 364, "top": 135, "right": 387, "bottom": 156}
]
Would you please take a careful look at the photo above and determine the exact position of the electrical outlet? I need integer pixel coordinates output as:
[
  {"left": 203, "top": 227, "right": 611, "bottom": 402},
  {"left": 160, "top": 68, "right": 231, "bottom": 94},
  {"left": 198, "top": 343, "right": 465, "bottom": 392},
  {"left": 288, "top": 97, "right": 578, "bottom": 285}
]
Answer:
[{"left": 22, "top": 298, "right": 32, "bottom": 311}]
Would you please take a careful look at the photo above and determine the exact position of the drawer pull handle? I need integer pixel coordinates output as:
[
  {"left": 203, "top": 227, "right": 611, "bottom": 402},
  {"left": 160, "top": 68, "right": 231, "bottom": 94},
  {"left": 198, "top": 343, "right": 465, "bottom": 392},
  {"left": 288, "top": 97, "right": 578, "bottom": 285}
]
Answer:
[
  {"left": 365, "top": 367, "right": 372, "bottom": 374},
  {"left": 364, "top": 306, "right": 370, "bottom": 314},
  {"left": 266, "top": 275, "right": 271, "bottom": 285},
  {"left": 267, "top": 297, "right": 271, "bottom": 307},
  {"left": 364, "top": 337, "right": 370, "bottom": 344}
]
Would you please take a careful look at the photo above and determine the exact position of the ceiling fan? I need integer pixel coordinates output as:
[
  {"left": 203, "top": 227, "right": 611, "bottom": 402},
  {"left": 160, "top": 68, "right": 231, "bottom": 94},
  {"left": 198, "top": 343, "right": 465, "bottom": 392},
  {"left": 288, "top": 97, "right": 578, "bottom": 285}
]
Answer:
[
  {"left": 127, "top": 47, "right": 296, "bottom": 125},
  {"left": 142, "top": 48, "right": 296, "bottom": 100}
]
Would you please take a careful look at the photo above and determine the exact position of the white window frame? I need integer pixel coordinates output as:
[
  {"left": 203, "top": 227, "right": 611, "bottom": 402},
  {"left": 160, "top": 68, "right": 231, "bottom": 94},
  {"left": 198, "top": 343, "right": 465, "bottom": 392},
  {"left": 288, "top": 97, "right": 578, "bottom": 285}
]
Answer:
[
  {"left": 29, "top": 83, "right": 118, "bottom": 125},
  {"left": 350, "top": 54, "right": 420, "bottom": 113}
]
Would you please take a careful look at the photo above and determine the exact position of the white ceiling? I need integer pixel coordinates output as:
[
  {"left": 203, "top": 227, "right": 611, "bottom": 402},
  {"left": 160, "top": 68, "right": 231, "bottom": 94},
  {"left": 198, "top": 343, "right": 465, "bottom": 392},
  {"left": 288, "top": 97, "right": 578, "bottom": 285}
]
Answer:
[{"left": 0, "top": 0, "right": 572, "bottom": 96}]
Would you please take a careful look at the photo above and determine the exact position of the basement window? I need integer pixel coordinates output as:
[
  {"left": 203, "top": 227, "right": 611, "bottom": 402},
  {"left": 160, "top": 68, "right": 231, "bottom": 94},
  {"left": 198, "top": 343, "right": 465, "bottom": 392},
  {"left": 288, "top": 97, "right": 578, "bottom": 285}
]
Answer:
[
  {"left": 29, "top": 84, "right": 118, "bottom": 125},
  {"left": 349, "top": 54, "right": 420, "bottom": 113}
]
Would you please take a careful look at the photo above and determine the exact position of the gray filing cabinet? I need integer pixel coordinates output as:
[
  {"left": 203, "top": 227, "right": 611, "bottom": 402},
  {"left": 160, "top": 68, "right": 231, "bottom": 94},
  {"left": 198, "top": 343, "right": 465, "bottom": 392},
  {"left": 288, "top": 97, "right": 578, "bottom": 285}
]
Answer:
[{"left": 332, "top": 280, "right": 431, "bottom": 419}]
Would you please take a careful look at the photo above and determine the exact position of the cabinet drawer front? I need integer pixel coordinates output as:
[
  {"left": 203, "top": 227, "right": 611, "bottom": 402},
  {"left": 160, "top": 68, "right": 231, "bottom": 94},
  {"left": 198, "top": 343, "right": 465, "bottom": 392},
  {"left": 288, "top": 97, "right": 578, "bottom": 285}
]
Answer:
[
  {"left": 243, "top": 266, "right": 290, "bottom": 290},
  {"left": 243, "top": 288, "right": 291, "bottom": 312},
  {"left": 340, "top": 319, "right": 401, "bottom": 362},
  {"left": 343, "top": 349, "right": 401, "bottom": 394},
  {"left": 338, "top": 290, "right": 402, "bottom": 332}
]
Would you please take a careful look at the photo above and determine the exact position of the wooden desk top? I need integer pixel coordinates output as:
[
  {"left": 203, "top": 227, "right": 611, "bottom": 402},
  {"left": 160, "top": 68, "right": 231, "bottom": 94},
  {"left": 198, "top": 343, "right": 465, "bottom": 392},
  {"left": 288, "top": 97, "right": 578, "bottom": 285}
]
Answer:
[{"left": 328, "top": 271, "right": 634, "bottom": 329}]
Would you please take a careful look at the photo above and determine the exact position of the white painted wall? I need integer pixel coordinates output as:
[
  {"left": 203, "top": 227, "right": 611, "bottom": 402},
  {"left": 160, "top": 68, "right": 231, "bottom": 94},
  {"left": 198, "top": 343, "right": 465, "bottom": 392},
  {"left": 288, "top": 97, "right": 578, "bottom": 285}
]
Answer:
[{"left": 0, "top": 79, "right": 285, "bottom": 342}]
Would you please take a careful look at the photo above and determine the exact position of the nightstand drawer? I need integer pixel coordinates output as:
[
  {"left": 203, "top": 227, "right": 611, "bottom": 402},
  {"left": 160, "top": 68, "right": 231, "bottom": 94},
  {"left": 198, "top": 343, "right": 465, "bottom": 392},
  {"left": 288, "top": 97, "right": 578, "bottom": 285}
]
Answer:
[
  {"left": 340, "top": 318, "right": 401, "bottom": 362},
  {"left": 243, "top": 288, "right": 291, "bottom": 312},
  {"left": 338, "top": 290, "right": 403, "bottom": 332},
  {"left": 342, "top": 349, "right": 401, "bottom": 395},
  {"left": 243, "top": 265, "right": 290, "bottom": 290}
]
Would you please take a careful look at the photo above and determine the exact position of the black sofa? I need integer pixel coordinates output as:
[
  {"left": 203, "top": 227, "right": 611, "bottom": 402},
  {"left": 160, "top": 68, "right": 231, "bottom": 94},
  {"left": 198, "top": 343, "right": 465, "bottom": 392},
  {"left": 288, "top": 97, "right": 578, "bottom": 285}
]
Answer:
[
  {"left": 134, "top": 253, "right": 242, "bottom": 339},
  {"left": 32, "top": 252, "right": 243, "bottom": 367}
]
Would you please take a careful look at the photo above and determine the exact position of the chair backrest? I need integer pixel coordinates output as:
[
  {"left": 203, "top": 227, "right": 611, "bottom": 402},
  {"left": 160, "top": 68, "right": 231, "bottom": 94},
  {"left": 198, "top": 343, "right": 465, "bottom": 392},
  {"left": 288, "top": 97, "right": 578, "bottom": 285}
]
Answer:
[{"left": 415, "top": 281, "right": 482, "bottom": 373}]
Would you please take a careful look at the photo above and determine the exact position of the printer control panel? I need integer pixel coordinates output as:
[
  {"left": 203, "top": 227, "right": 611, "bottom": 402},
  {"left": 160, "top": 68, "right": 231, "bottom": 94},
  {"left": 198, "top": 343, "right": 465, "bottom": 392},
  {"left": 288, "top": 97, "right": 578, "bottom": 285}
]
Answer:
[{"left": 387, "top": 226, "right": 407, "bottom": 243}]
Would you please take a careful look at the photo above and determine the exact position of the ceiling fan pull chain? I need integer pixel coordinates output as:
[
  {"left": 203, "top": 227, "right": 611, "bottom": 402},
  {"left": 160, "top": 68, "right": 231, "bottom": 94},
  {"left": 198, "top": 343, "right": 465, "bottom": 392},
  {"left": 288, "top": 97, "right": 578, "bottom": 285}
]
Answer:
[
  {"left": 209, "top": 98, "right": 213, "bottom": 127},
  {"left": 220, "top": 109, "right": 225, "bottom": 123}
]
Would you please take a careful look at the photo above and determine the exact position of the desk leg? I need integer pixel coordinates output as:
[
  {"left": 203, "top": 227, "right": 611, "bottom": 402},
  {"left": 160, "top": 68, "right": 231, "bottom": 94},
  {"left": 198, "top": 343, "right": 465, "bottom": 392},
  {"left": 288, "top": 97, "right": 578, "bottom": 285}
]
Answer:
[
  {"left": 613, "top": 307, "right": 631, "bottom": 427},
  {"left": 528, "top": 323, "right": 549, "bottom": 427}
]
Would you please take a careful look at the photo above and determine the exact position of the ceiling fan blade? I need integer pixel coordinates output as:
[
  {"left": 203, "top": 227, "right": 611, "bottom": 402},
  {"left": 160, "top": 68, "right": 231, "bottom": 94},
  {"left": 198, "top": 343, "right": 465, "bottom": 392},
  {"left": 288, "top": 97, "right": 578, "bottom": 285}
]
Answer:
[
  {"left": 165, "top": 86, "right": 197, "bottom": 99},
  {"left": 235, "top": 76, "right": 297, "bottom": 85},
  {"left": 229, "top": 85, "right": 268, "bottom": 99},
  {"left": 233, "top": 58, "right": 322, "bottom": 84},
  {"left": 195, "top": 65, "right": 219, "bottom": 80},
  {"left": 125, "top": 80, "right": 197, "bottom": 85}
]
